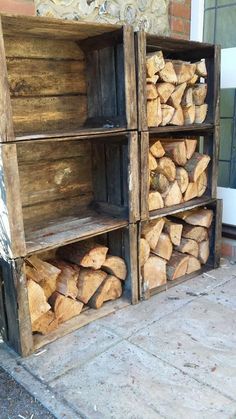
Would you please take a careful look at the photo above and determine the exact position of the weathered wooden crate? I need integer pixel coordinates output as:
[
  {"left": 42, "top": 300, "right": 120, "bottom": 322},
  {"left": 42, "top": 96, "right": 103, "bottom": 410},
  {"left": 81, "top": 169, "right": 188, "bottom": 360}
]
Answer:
[
  {"left": 135, "top": 31, "right": 220, "bottom": 132},
  {"left": 0, "top": 14, "right": 137, "bottom": 141},
  {"left": 0, "top": 131, "right": 139, "bottom": 259},
  {"left": 138, "top": 199, "right": 222, "bottom": 300},
  {"left": 0, "top": 224, "right": 138, "bottom": 356}
]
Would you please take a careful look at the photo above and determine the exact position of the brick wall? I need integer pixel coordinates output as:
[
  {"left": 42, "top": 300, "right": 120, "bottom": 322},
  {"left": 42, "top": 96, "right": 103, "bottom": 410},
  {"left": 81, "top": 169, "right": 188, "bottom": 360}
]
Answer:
[
  {"left": 169, "top": 0, "right": 191, "bottom": 39},
  {"left": 0, "top": 0, "right": 35, "bottom": 15}
]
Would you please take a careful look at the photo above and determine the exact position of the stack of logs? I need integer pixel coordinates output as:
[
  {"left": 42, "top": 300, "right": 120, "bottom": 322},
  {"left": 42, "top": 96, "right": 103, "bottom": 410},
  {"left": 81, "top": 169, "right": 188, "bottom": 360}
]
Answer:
[
  {"left": 26, "top": 239, "right": 127, "bottom": 335},
  {"left": 149, "top": 138, "right": 210, "bottom": 211},
  {"left": 146, "top": 50, "right": 208, "bottom": 126},
  {"left": 140, "top": 207, "right": 213, "bottom": 290}
]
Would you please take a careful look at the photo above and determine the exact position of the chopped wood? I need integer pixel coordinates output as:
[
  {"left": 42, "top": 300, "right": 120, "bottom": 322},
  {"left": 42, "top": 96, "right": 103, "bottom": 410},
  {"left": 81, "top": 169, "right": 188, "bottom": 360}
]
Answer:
[
  {"left": 140, "top": 238, "right": 151, "bottom": 267},
  {"left": 149, "top": 152, "right": 158, "bottom": 170},
  {"left": 164, "top": 219, "right": 183, "bottom": 246},
  {"left": 152, "top": 232, "right": 173, "bottom": 261},
  {"left": 49, "top": 292, "right": 83, "bottom": 323},
  {"left": 176, "top": 167, "right": 189, "bottom": 193},
  {"left": 146, "top": 51, "right": 165, "bottom": 77},
  {"left": 163, "top": 180, "right": 182, "bottom": 207},
  {"left": 162, "top": 141, "right": 187, "bottom": 166},
  {"left": 195, "top": 104, "right": 208, "bottom": 124},
  {"left": 147, "top": 97, "right": 162, "bottom": 127},
  {"left": 150, "top": 172, "right": 170, "bottom": 193},
  {"left": 182, "top": 225, "right": 208, "bottom": 242},
  {"left": 172, "top": 61, "right": 196, "bottom": 84},
  {"left": 156, "top": 156, "right": 176, "bottom": 181},
  {"left": 142, "top": 255, "right": 167, "bottom": 289},
  {"left": 77, "top": 269, "right": 107, "bottom": 304},
  {"left": 167, "top": 251, "right": 189, "bottom": 281},
  {"left": 181, "top": 87, "right": 193, "bottom": 107},
  {"left": 185, "top": 139, "right": 197, "bottom": 159},
  {"left": 188, "top": 74, "right": 199, "bottom": 85},
  {"left": 27, "top": 279, "right": 50, "bottom": 324},
  {"left": 197, "top": 170, "right": 208, "bottom": 197},
  {"left": 199, "top": 239, "right": 210, "bottom": 264},
  {"left": 50, "top": 259, "right": 79, "bottom": 300},
  {"left": 186, "top": 256, "right": 201, "bottom": 274},
  {"left": 168, "top": 82, "right": 187, "bottom": 109},
  {"left": 150, "top": 140, "right": 165, "bottom": 158},
  {"left": 161, "top": 105, "right": 175, "bottom": 126},
  {"left": 146, "top": 83, "right": 158, "bottom": 100},
  {"left": 175, "top": 237, "right": 199, "bottom": 258},
  {"left": 169, "top": 106, "right": 184, "bottom": 126},
  {"left": 159, "top": 62, "right": 178, "bottom": 84},
  {"left": 156, "top": 82, "right": 175, "bottom": 103},
  {"left": 193, "top": 84, "right": 207, "bottom": 106},
  {"left": 102, "top": 255, "right": 127, "bottom": 280},
  {"left": 31, "top": 311, "right": 58, "bottom": 335},
  {"left": 142, "top": 218, "right": 165, "bottom": 250},
  {"left": 195, "top": 60, "right": 207, "bottom": 77},
  {"left": 175, "top": 208, "right": 213, "bottom": 228},
  {"left": 25, "top": 255, "right": 61, "bottom": 285},
  {"left": 183, "top": 182, "right": 198, "bottom": 202},
  {"left": 146, "top": 75, "right": 159, "bottom": 84},
  {"left": 183, "top": 105, "right": 196, "bottom": 125},
  {"left": 57, "top": 240, "right": 108, "bottom": 270},
  {"left": 185, "top": 152, "right": 211, "bottom": 182},
  {"left": 88, "top": 275, "right": 122, "bottom": 309},
  {"left": 149, "top": 191, "right": 164, "bottom": 211}
]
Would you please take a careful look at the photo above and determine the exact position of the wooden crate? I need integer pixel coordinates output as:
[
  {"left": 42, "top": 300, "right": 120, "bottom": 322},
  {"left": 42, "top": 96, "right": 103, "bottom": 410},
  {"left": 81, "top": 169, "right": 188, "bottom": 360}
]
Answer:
[
  {"left": 135, "top": 31, "right": 220, "bottom": 132},
  {"left": 0, "top": 224, "right": 138, "bottom": 356},
  {"left": 0, "top": 14, "right": 137, "bottom": 141},
  {"left": 0, "top": 131, "right": 139, "bottom": 259},
  {"left": 138, "top": 199, "right": 222, "bottom": 300},
  {"left": 140, "top": 127, "right": 219, "bottom": 221}
]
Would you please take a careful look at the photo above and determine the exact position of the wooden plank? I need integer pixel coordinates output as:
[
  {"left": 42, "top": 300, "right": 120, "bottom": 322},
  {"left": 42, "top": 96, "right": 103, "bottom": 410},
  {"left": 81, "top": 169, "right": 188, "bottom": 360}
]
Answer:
[
  {"left": 203, "top": 131, "right": 215, "bottom": 199},
  {"left": 124, "top": 25, "right": 137, "bottom": 130},
  {"left": 0, "top": 17, "right": 14, "bottom": 142},
  {"left": 92, "top": 143, "right": 107, "bottom": 202},
  {"left": 105, "top": 143, "right": 121, "bottom": 205},
  {"left": 149, "top": 124, "right": 214, "bottom": 135},
  {"left": 135, "top": 31, "right": 147, "bottom": 131},
  {"left": 128, "top": 132, "right": 140, "bottom": 223},
  {"left": 99, "top": 46, "right": 117, "bottom": 117},
  {"left": 140, "top": 132, "right": 149, "bottom": 221},
  {"left": 116, "top": 43, "right": 126, "bottom": 117},
  {"left": 123, "top": 224, "right": 139, "bottom": 304},
  {"left": 214, "top": 45, "right": 221, "bottom": 126},
  {"left": 149, "top": 197, "right": 216, "bottom": 221},
  {"left": 79, "top": 28, "right": 122, "bottom": 52},
  {"left": 213, "top": 199, "right": 222, "bottom": 269},
  {"left": 86, "top": 50, "right": 102, "bottom": 119},
  {"left": 0, "top": 264, "right": 7, "bottom": 342}
]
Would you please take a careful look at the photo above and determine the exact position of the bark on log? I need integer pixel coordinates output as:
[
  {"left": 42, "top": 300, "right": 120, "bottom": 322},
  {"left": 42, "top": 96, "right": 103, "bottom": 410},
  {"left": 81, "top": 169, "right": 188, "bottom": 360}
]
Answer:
[
  {"left": 183, "top": 105, "right": 196, "bottom": 125},
  {"left": 142, "top": 218, "right": 165, "bottom": 250},
  {"left": 57, "top": 240, "right": 108, "bottom": 270},
  {"left": 156, "top": 156, "right": 176, "bottom": 181},
  {"left": 27, "top": 279, "right": 51, "bottom": 324},
  {"left": 175, "top": 237, "right": 199, "bottom": 258},
  {"left": 163, "top": 180, "right": 182, "bottom": 207},
  {"left": 169, "top": 106, "right": 184, "bottom": 126},
  {"left": 49, "top": 292, "right": 83, "bottom": 323},
  {"left": 167, "top": 251, "right": 189, "bottom": 281},
  {"left": 159, "top": 62, "right": 178, "bottom": 84},
  {"left": 156, "top": 82, "right": 175, "bottom": 103},
  {"left": 150, "top": 172, "right": 170, "bottom": 193},
  {"left": 168, "top": 82, "right": 186, "bottom": 108},
  {"left": 193, "top": 84, "right": 207, "bottom": 106},
  {"left": 31, "top": 311, "right": 59, "bottom": 335},
  {"left": 195, "top": 104, "right": 208, "bottom": 124},
  {"left": 163, "top": 219, "right": 183, "bottom": 246},
  {"left": 185, "top": 152, "right": 210, "bottom": 182},
  {"left": 142, "top": 255, "right": 167, "bottom": 289},
  {"left": 185, "top": 139, "right": 197, "bottom": 159},
  {"left": 176, "top": 167, "right": 189, "bottom": 193},
  {"left": 146, "top": 51, "right": 165, "bottom": 77},
  {"left": 182, "top": 225, "right": 208, "bottom": 242},
  {"left": 102, "top": 255, "right": 127, "bottom": 281},
  {"left": 88, "top": 275, "right": 122, "bottom": 309},
  {"left": 199, "top": 239, "right": 210, "bottom": 264},
  {"left": 161, "top": 104, "right": 175, "bottom": 126},
  {"left": 186, "top": 256, "right": 201, "bottom": 274},
  {"left": 163, "top": 141, "right": 187, "bottom": 166},
  {"left": 149, "top": 152, "right": 158, "bottom": 171},
  {"left": 146, "top": 83, "right": 158, "bottom": 100},
  {"left": 149, "top": 191, "right": 164, "bottom": 211},
  {"left": 77, "top": 269, "right": 107, "bottom": 303},
  {"left": 149, "top": 140, "right": 165, "bottom": 158},
  {"left": 152, "top": 232, "right": 173, "bottom": 261},
  {"left": 183, "top": 182, "right": 198, "bottom": 202}
]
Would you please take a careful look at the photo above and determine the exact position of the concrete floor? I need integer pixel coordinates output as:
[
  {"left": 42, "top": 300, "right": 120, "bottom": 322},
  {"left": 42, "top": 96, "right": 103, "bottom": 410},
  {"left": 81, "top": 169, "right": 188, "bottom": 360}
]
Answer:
[{"left": 0, "top": 258, "right": 236, "bottom": 419}]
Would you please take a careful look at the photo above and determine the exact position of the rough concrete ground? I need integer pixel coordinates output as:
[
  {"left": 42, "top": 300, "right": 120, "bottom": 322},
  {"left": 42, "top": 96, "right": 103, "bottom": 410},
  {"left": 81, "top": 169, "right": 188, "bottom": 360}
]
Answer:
[{"left": 0, "top": 258, "right": 236, "bottom": 419}]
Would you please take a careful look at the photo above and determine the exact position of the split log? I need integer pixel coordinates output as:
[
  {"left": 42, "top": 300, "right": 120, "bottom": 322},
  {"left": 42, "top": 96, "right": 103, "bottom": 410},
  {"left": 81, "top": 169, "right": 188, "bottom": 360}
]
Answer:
[
  {"left": 150, "top": 140, "right": 165, "bottom": 158},
  {"left": 181, "top": 87, "right": 193, "bottom": 107},
  {"left": 175, "top": 208, "right": 213, "bottom": 228},
  {"left": 186, "top": 256, "right": 201, "bottom": 274},
  {"left": 182, "top": 225, "right": 208, "bottom": 243},
  {"left": 147, "top": 97, "right": 162, "bottom": 127},
  {"left": 102, "top": 256, "right": 127, "bottom": 280},
  {"left": 183, "top": 182, "right": 198, "bottom": 202},
  {"left": 176, "top": 167, "right": 189, "bottom": 193},
  {"left": 195, "top": 59, "right": 207, "bottom": 77},
  {"left": 162, "top": 141, "right": 187, "bottom": 166},
  {"left": 183, "top": 105, "right": 196, "bottom": 125},
  {"left": 152, "top": 232, "right": 173, "bottom": 261},
  {"left": 159, "top": 62, "right": 178, "bottom": 84},
  {"left": 156, "top": 156, "right": 176, "bottom": 181},
  {"left": 193, "top": 84, "right": 207, "bottom": 106},
  {"left": 197, "top": 171, "right": 208, "bottom": 197},
  {"left": 50, "top": 260, "right": 79, "bottom": 300},
  {"left": 27, "top": 279, "right": 50, "bottom": 324},
  {"left": 168, "top": 82, "right": 186, "bottom": 108},
  {"left": 185, "top": 139, "right": 197, "bottom": 159},
  {"left": 163, "top": 181, "right": 182, "bottom": 207},
  {"left": 49, "top": 292, "right": 83, "bottom": 323},
  {"left": 146, "top": 83, "right": 158, "bottom": 100},
  {"left": 77, "top": 269, "right": 107, "bottom": 304},
  {"left": 166, "top": 251, "right": 189, "bottom": 281},
  {"left": 140, "top": 238, "right": 151, "bottom": 267},
  {"left": 142, "top": 218, "right": 165, "bottom": 250},
  {"left": 142, "top": 255, "right": 167, "bottom": 289},
  {"left": 188, "top": 74, "right": 199, "bottom": 85},
  {"left": 185, "top": 152, "right": 211, "bottom": 182},
  {"left": 146, "top": 75, "right": 159, "bottom": 84},
  {"left": 146, "top": 51, "right": 165, "bottom": 77},
  {"left": 25, "top": 256, "right": 61, "bottom": 292},
  {"left": 161, "top": 105, "right": 175, "bottom": 126},
  {"left": 195, "top": 104, "right": 208, "bottom": 124},
  {"left": 149, "top": 191, "right": 164, "bottom": 211},
  {"left": 169, "top": 106, "right": 184, "bottom": 126},
  {"left": 88, "top": 275, "right": 122, "bottom": 309},
  {"left": 156, "top": 82, "right": 175, "bottom": 103},
  {"left": 171, "top": 61, "right": 196, "bottom": 84},
  {"left": 57, "top": 240, "right": 108, "bottom": 270},
  {"left": 149, "top": 152, "right": 158, "bottom": 170},
  {"left": 199, "top": 239, "right": 210, "bottom": 264},
  {"left": 150, "top": 172, "right": 169, "bottom": 193},
  {"left": 31, "top": 311, "right": 59, "bottom": 335},
  {"left": 175, "top": 238, "right": 199, "bottom": 258},
  {"left": 164, "top": 219, "right": 183, "bottom": 246}
]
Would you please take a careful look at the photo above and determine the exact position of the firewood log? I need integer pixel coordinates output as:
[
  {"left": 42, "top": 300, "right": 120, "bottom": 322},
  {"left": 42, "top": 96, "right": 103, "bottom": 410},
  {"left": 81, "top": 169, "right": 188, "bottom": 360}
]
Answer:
[
  {"left": 188, "top": 74, "right": 199, "bottom": 85},
  {"left": 182, "top": 225, "right": 208, "bottom": 242},
  {"left": 161, "top": 105, "right": 175, "bottom": 126},
  {"left": 181, "top": 87, "right": 193, "bottom": 107},
  {"left": 156, "top": 156, "right": 176, "bottom": 181},
  {"left": 156, "top": 82, "right": 175, "bottom": 103},
  {"left": 186, "top": 256, "right": 201, "bottom": 274},
  {"left": 183, "top": 105, "right": 196, "bottom": 125},
  {"left": 25, "top": 255, "right": 61, "bottom": 285},
  {"left": 199, "top": 239, "right": 210, "bottom": 264},
  {"left": 195, "top": 59, "right": 207, "bottom": 77},
  {"left": 102, "top": 255, "right": 127, "bottom": 280},
  {"left": 77, "top": 269, "right": 107, "bottom": 304},
  {"left": 149, "top": 152, "right": 158, "bottom": 170},
  {"left": 185, "top": 152, "right": 210, "bottom": 182},
  {"left": 150, "top": 172, "right": 170, "bottom": 193},
  {"left": 169, "top": 106, "right": 184, "bottom": 126},
  {"left": 185, "top": 139, "right": 197, "bottom": 159},
  {"left": 183, "top": 182, "right": 198, "bottom": 202},
  {"left": 195, "top": 104, "right": 208, "bottom": 124},
  {"left": 50, "top": 260, "right": 79, "bottom": 300},
  {"left": 162, "top": 141, "right": 187, "bottom": 166},
  {"left": 152, "top": 232, "right": 173, "bottom": 260},
  {"left": 146, "top": 83, "right": 158, "bottom": 100},
  {"left": 49, "top": 292, "right": 83, "bottom": 323},
  {"left": 159, "top": 62, "right": 178, "bottom": 84},
  {"left": 150, "top": 140, "right": 165, "bottom": 158},
  {"left": 146, "top": 51, "right": 165, "bottom": 77},
  {"left": 140, "top": 238, "right": 151, "bottom": 267},
  {"left": 147, "top": 97, "right": 162, "bottom": 127},
  {"left": 146, "top": 75, "right": 159, "bottom": 84},
  {"left": 57, "top": 240, "right": 108, "bottom": 270},
  {"left": 163, "top": 181, "right": 182, "bottom": 207},
  {"left": 197, "top": 170, "right": 208, "bottom": 197},
  {"left": 167, "top": 251, "right": 189, "bottom": 281},
  {"left": 142, "top": 218, "right": 165, "bottom": 250},
  {"left": 164, "top": 219, "right": 183, "bottom": 246},
  {"left": 27, "top": 279, "right": 51, "bottom": 324},
  {"left": 175, "top": 208, "right": 213, "bottom": 228},
  {"left": 149, "top": 191, "right": 164, "bottom": 211},
  {"left": 31, "top": 311, "right": 59, "bottom": 335},
  {"left": 168, "top": 82, "right": 186, "bottom": 108},
  {"left": 176, "top": 167, "right": 189, "bottom": 193},
  {"left": 193, "top": 84, "right": 207, "bottom": 106},
  {"left": 171, "top": 61, "right": 196, "bottom": 84},
  {"left": 175, "top": 238, "right": 199, "bottom": 258},
  {"left": 142, "top": 255, "right": 167, "bottom": 289},
  {"left": 88, "top": 275, "right": 122, "bottom": 309}
]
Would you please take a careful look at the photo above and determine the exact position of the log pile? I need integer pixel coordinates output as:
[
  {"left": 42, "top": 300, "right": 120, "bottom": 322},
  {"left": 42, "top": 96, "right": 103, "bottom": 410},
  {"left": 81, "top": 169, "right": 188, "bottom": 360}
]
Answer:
[
  {"left": 148, "top": 138, "right": 210, "bottom": 211},
  {"left": 26, "top": 239, "right": 127, "bottom": 335},
  {"left": 140, "top": 208, "right": 213, "bottom": 289},
  {"left": 146, "top": 51, "right": 208, "bottom": 127}
]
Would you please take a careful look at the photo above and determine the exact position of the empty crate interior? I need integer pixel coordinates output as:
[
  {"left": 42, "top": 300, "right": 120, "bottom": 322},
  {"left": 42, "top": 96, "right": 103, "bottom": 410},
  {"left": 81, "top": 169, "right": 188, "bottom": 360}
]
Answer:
[{"left": 2, "top": 15, "right": 126, "bottom": 137}]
